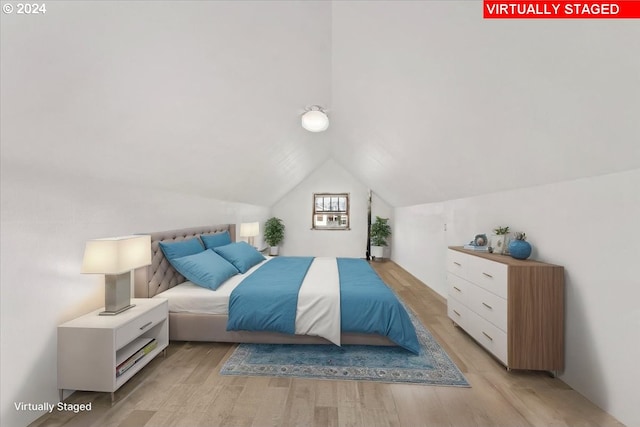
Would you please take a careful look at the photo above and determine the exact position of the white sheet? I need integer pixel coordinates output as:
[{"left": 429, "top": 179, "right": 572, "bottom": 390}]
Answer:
[
  {"left": 294, "top": 257, "right": 341, "bottom": 346},
  {"left": 153, "top": 258, "right": 270, "bottom": 314},
  {"left": 154, "top": 257, "right": 341, "bottom": 345}
]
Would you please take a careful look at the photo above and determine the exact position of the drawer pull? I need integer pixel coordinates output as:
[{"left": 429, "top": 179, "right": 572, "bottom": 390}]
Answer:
[
  {"left": 453, "top": 262, "right": 462, "bottom": 266},
  {"left": 482, "top": 331, "right": 493, "bottom": 341},
  {"left": 482, "top": 302, "right": 493, "bottom": 310},
  {"left": 139, "top": 321, "right": 153, "bottom": 331},
  {"left": 453, "top": 310, "right": 461, "bottom": 317},
  {"left": 453, "top": 286, "right": 462, "bottom": 293},
  {"left": 482, "top": 272, "right": 493, "bottom": 278}
]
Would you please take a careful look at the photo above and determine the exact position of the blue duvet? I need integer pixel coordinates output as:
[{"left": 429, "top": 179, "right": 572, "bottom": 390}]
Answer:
[
  {"left": 338, "top": 258, "right": 420, "bottom": 354},
  {"left": 227, "top": 257, "right": 420, "bottom": 354},
  {"left": 227, "top": 257, "right": 313, "bottom": 334}
]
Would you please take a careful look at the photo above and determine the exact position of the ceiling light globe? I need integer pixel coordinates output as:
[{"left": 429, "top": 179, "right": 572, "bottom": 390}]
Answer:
[{"left": 301, "top": 110, "right": 329, "bottom": 132}]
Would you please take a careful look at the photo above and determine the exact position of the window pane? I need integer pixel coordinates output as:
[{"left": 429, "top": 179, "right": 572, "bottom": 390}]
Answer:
[
  {"left": 323, "top": 198, "right": 331, "bottom": 211},
  {"left": 338, "top": 197, "right": 346, "bottom": 211},
  {"left": 315, "top": 197, "right": 324, "bottom": 212},
  {"left": 330, "top": 197, "right": 338, "bottom": 211}
]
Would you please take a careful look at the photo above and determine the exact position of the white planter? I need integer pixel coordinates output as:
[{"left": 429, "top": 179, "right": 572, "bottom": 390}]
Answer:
[
  {"left": 490, "top": 235, "right": 507, "bottom": 255},
  {"left": 371, "top": 245, "right": 384, "bottom": 259},
  {"left": 269, "top": 246, "right": 279, "bottom": 256}
]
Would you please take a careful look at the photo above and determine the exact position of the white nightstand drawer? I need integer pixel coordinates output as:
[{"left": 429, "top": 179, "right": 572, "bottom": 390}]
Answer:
[
  {"left": 467, "top": 283, "right": 507, "bottom": 333},
  {"left": 115, "top": 302, "right": 167, "bottom": 350},
  {"left": 469, "top": 256, "right": 508, "bottom": 298}
]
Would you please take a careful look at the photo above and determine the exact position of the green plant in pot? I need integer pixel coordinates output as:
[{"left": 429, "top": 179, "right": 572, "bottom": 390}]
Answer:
[
  {"left": 370, "top": 216, "right": 391, "bottom": 260},
  {"left": 264, "top": 217, "right": 285, "bottom": 256}
]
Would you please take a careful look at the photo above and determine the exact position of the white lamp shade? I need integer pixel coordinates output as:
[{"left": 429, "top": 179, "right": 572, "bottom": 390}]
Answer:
[
  {"left": 240, "top": 222, "right": 260, "bottom": 237},
  {"left": 301, "top": 110, "right": 329, "bottom": 132},
  {"left": 81, "top": 235, "right": 152, "bottom": 274}
]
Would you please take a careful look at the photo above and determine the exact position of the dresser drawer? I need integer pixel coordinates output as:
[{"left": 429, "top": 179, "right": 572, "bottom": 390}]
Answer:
[
  {"left": 467, "top": 283, "right": 507, "bottom": 332},
  {"left": 447, "top": 249, "right": 469, "bottom": 279},
  {"left": 115, "top": 303, "right": 167, "bottom": 350},
  {"left": 467, "top": 309, "right": 508, "bottom": 365},
  {"left": 469, "top": 256, "right": 508, "bottom": 299},
  {"left": 447, "top": 272, "right": 471, "bottom": 307},
  {"left": 447, "top": 297, "right": 469, "bottom": 329}
]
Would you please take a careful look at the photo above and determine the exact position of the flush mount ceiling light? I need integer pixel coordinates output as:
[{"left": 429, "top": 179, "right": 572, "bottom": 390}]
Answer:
[{"left": 301, "top": 105, "right": 329, "bottom": 132}]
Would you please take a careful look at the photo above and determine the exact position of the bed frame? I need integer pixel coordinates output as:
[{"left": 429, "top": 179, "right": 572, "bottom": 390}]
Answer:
[{"left": 134, "top": 224, "right": 395, "bottom": 346}]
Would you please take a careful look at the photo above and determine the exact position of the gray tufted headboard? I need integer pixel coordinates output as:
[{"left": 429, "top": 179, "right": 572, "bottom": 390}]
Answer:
[{"left": 134, "top": 224, "right": 236, "bottom": 298}]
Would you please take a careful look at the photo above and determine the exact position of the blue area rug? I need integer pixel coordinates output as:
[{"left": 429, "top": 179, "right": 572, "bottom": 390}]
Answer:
[{"left": 220, "top": 307, "right": 469, "bottom": 387}]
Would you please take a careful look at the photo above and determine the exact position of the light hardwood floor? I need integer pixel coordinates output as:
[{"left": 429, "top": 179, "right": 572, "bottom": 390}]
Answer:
[{"left": 32, "top": 261, "right": 624, "bottom": 427}]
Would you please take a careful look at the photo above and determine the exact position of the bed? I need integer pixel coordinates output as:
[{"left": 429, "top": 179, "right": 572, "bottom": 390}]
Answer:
[{"left": 134, "top": 224, "right": 419, "bottom": 353}]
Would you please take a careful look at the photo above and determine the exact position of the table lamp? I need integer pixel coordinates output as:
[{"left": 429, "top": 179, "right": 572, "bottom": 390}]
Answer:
[
  {"left": 240, "top": 222, "right": 259, "bottom": 247},
  {"left": 81, "top": 235, "right": 151, "bottom": 315}
]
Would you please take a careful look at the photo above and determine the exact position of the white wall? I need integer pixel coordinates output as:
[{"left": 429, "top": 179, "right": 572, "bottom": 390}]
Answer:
[
  {"left": 271, "top": 158, "right": 392, "bottom": 258},
  {"left": 1, "top": 1, "right": 333, "bottom": 208},
  {"left": 393, "top": 168, "right": 640, "bottom": 427},
  {"left": 331, "top": 1, "right": 640, "bottom": 207},
  {"left": 0, "top": 162, "right": 269, "bottom": 427}
]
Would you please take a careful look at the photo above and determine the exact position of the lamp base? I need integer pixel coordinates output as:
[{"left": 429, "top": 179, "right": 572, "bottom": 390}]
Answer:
[
  {"left": 99, "top": 304, "right": 136, "bottom": 316},
  {"left": 101, "top": 272, "right": 134, "bottom": 316}
]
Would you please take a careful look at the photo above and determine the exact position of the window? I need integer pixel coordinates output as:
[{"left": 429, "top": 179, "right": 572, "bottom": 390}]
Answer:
[{"left": 312, "top": 193, "right": 350, "bottom": 230}]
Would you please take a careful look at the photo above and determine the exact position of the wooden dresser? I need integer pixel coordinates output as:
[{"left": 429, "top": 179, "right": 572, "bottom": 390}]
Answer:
[{"left": 446, "top": 246, "right": 564, "bottom": 372}]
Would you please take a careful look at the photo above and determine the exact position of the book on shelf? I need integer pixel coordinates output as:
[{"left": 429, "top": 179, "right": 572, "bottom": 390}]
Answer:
[
  {"left": 463, "top": 244, "right": 489, "bottom": 251},
  {"left": 116, "top": 338, "right": 158, "bottom": 377}
]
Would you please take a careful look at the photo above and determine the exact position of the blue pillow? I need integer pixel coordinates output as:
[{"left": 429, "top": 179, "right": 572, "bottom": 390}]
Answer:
[
  {"left": 200, "top": 231, "right": 232, "bottom": 250},
  {"left": 214, "top": 242, "right": 265, "bottom": 274},
  {"left": 170, "top": 249, "right": 238, "bottom": 290},
  {"left": 159, "top": 237, "right": 204, "bottom": 262}
]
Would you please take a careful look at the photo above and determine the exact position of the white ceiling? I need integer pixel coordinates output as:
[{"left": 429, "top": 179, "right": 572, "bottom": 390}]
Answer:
[{"left": 2, "top": 1, "right": 639, "bottom": 207}]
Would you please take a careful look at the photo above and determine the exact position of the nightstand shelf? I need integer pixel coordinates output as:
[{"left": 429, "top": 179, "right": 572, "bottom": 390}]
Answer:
[{"left": 58, "top": 298, "right": 168, "bottom": 401}]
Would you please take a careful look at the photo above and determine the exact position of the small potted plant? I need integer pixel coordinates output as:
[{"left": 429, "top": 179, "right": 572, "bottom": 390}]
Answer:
[
  {"left": 370, "top": 216, "right": 392, "bottom": 260},
  {"left": 508, "top": 232, "right": 531, "bottom": 260},
  {"left": 264, "top": 217, "right": 285, "bottom": 256},
  {"left": 491, "top": 226, "right": 510, "bottom": 255}
]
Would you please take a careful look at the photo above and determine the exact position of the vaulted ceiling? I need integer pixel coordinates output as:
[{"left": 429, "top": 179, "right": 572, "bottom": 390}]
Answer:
[{"left": 2, "top": 1, "right": 639, "bottom": 207}]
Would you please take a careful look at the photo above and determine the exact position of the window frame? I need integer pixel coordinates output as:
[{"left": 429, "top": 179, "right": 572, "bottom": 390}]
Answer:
[{"left": 311, "top": 192, "right": 350, "bottom": 231}]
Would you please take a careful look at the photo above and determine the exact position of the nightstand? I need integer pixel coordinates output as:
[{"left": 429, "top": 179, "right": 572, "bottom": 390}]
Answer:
[{"left": 58, "top": 298, "right": 168, "bottom": 402}]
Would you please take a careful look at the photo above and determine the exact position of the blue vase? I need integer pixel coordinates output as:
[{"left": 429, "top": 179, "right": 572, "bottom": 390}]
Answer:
[{"left": 509, "top": 240, "right": 532, "bottom": 260}]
